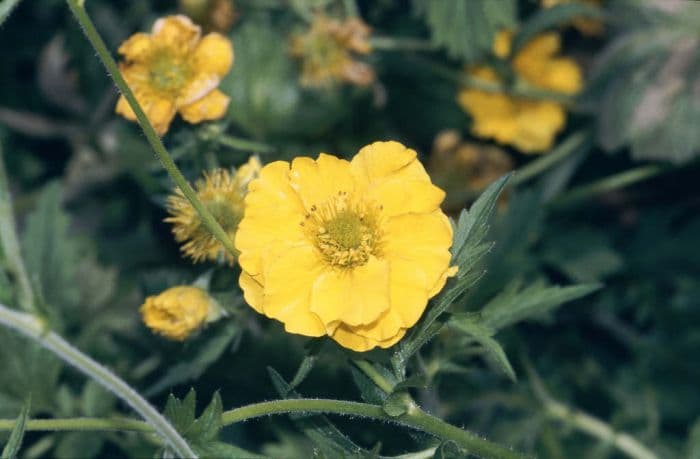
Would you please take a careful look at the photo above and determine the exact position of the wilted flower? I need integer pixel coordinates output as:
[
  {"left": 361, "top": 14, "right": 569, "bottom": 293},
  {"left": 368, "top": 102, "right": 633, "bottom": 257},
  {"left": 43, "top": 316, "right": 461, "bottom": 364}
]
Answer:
[
  {"left": 458, "top": 30, "right": 582, "bottom": 153},
  {"left": 235, "top": 141, "right": 456, "bottom": 352},
  {"left": 541, "top": 0, "right": 604, "bottom": 36},
  {"left": 141, "top": 286, "right": 221, "bottom": 340},
  {"left": 166, "top": 156, "right": 261, "bottom": 265},
  {"left": 116, "top": 15, "right": 234, "bottom": 135},
  {"left": 429, "top": 130, "right": 514, "bottom": 210},
  {"left": 179, "top": 0, "right": 238, "bottom": 33},
  {"left": 290, "top": 15, "right": 375, "bottom": 88}
]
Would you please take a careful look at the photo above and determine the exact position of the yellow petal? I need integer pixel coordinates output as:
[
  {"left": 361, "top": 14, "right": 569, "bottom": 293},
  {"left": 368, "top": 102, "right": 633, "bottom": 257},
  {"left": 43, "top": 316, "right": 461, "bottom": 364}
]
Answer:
[
  {"left": 151, "top": 15, "right": 201, "bottom": 51},
  {"left": 350, "top": 307, "right": 403, "bottom": 342},
  {"left": 262, "top": 244, "right": 326, "bottom": 337},
  {"left": 368, "top": 177, "right": 444, "bottom": 217},
  {"left": 177, "top": 75, "right": 221, "bottom": 107},
  {"left": 115, "top": 95, "right": 136, "bottom": 121},
  {"left": 384, "top": 211, "right": 453, "bottom": 303},
  {"left": 493, "top": 30, "right": 513, "bottom": 58},
  {"left": 179, "top": 89, "right": 230, "bottom": 123},
  {"left": 388, "top": 259, "right": 430, "bottom": 328},
  {"left": 289, "top": 154, "right": 355, "bottom": 209},
  {"left": 350, "top": 141, "right": 417, "bottom": 186},
  {"left": 193, "top": 33, "right": 234, "bottom": 78},
  {"left": 235, "top": 161, "right": 306, "bottom": 277},
  {"left": 239, "top": 271, "right": 264, "bottom": 313},
  {"left": 512, "top": 101, "right": 565, "bottom": 153},
  {"left": 118, "top": 32, "right": 153, "bottom": 61},
  {"left": 137, "top": 96, "right": 176, "bottom": 136},
  {"left": 331, "top": 324, "right": 406, "bottom": 352},
  {"left": 309, "top": 256, "right": 390, "bottom": 327},
  {"left": 429, "top": 265, "right": 459, "bottom": 298}
]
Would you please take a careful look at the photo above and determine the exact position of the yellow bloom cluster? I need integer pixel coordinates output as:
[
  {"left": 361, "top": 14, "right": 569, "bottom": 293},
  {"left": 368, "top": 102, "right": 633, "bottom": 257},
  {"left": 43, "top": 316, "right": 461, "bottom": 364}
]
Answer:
[
  {"left": 141, "top": 286, "right": 220, "bottom": 340},
  {"left": 166, "top": 156, "right": 261, "bottom": 265},
  {"left": 235, "top": 141, "right": 456, "bottom": 352},
  {"left": 290, "top": 15, "right": 375, "bottom": 88},
  {"left": 458, "top": 30, "right": 583, "bottom": 153},
  {"left": 116, "top": 15, "right": 233, "bottom": 135}
]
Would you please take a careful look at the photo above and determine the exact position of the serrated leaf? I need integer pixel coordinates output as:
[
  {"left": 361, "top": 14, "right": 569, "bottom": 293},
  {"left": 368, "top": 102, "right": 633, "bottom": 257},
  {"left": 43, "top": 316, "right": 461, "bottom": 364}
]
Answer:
[
  {"left": 414, "top": 0, "right": 517, "bottom": 62},
  {"left": 349, "top": 367, "right": 386, "bottom": 405},
  {"left": 164, "top": 389, "right": 197, "bottom": 434},
  {"left": 188, "top": 392, "right": 222, "bottom": 443},
  {"left": 267, "top": 367, "right": 367, "bottom": 457},
  {"left": 392, "top": 175, "right": 511, "bottom": 376},
  {"left": 449, "top": 317, "right": 516, "bottom": 381},
  {"left": 480, "top": 281, "right": 601, "bottom": 331},
  {"left": 1, "top": 400, "right": 29, "bottom": 459},
  {"left": 512, "top": 3, "right": 603, "bottom": 55}
]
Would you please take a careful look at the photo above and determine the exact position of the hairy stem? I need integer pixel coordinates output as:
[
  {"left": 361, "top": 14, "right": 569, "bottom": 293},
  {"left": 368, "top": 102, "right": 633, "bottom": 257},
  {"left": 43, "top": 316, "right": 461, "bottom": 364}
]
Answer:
[
  {"left": 0, "top": 147, "right": 36, "bottom": 314},
  {"left": 65, "top": 0, "right": 237, "bottom": 259},
  {"left": 0, "top": 303, "right": 196, "bottom": 458}
]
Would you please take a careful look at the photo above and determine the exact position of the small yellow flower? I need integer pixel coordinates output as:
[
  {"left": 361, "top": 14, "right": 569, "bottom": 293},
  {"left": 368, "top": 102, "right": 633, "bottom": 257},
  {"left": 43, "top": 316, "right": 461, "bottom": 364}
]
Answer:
[
  {"left": 166, "top": 156, "right": 261, "bottom": 265},
  {"left": 115, "top": 15, "right": 234, "bottom": 135},
  {"left": 290, "top": 15, "right": 375, "bottom": 88},
  {"left": 457, "top": 31, "right": 583, "bottom": 153},
  {"left": 429, "top": 130, "right": 514, "bottom": 210},
  {"left": 141, "top": 286, "right": 221, "bottom": 340},
  {"left": 541, "top": 0, "right": 604, "bottom": 36},
  {"left": 235, "top": 141, "right": 456, "bottom": 352}
]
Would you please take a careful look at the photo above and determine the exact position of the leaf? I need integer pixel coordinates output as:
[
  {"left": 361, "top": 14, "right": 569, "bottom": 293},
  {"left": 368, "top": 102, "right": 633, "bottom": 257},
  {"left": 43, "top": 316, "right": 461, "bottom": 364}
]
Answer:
[
  {"left": 392, "top": 174, "right": 511, "bottom": 376},
  {"left": 1, "top": 400, "right": 29, "bottom": 459},
  {"left": 146, "top": 322, "right": 239, "bottom": 396},
  {"left": 164, "top": 389, "right": 197, "bottom": 435},
  {"left": 188, "top": 392, "right": 223, "bottom": 443},
  {"left": 0, "top": 0, "right": 21, "bottom": 28},
  {"left": 512, "top": 3, "right": 604, "bottom": 55},
  {"left": 479, "top": 280, "right": 602, "bottom": 331},
  {"left": 449, "top": 316, "right": 516, "bottom": 381},
  {"left": 414, "top": 0, "right": 517, "bottom": 62},
  {"left": 288, "top": 348, "right": 320, "bottom": 393},
  {"left": 349, "top": 367, "right": 386, "bottom": 405},
  {"left": 267, "top": 368, "right": 368, "bottom": 457},
  {"left": 433, "top": 440, "right": 464, "bottom": 459},
  {"left": 382, "top": 392, "right": 411, "bottom": 418},
  {"left": 193, "top": 441, "right": 268, "bottom": 459}
]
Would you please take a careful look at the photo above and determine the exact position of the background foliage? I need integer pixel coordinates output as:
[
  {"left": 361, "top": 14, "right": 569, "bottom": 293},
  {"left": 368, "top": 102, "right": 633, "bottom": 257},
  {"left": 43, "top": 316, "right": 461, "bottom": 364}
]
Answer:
[{"left": 0, "top": 0, "right": 698, "bottom": 458}]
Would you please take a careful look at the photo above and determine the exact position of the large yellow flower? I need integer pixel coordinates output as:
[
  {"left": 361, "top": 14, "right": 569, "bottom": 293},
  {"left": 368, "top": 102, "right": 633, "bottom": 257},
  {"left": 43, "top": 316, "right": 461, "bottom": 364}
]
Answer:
[
  {"left": 235, "top": 141, "right": 456, "bottom": 352},
  {"left": 458, "top": 31, "right": 582, "bottom": 153},
  {"left": 116, "top": 15, "right": 234, "bottom": 135},
  {"left": 166, "top": 156, "right": 261, "bottom": 265}
]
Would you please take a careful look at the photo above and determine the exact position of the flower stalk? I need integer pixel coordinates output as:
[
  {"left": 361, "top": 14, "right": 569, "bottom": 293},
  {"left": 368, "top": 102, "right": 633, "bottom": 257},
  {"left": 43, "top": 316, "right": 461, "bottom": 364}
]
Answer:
[
  {"left": 64, "top": 0, "right": 237, "bottom": 260},
  {"left": 0, "top": 303, "right": 196, "bottom": 458}
]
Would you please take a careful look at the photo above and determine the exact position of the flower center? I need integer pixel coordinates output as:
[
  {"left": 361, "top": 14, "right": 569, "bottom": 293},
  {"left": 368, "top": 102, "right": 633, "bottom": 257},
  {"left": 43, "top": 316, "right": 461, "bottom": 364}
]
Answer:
[
  {"left": 148, "top": 49, "right": 192, "bottom": 94},
  {"left": 303, "top": 192, "right": 382, "bottom": 269}
]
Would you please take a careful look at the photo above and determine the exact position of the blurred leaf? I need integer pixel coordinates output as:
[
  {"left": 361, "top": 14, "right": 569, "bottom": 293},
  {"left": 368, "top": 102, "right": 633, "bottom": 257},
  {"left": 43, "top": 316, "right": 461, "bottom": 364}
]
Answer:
[
  {"left": 449, "top": 316, "right": 516, "bottom": 381},
  {"left": 349, "top": 366, "right": 386, "bottom": 405},
  {"left": 541, "top": 230, "right": 624, "bottom": 282},
  {"left": 433, "top": 440, "right": 463, "bottom": 459},
  {"left": 512, "top": 3, "right": 603, "bottom": 54},
  {"left": 0, "top": 0, "right": 21, "bottom": 28},
  {"left": 268, "top": 368, "right": 368, "bottom": 457},
  {"left": 414, "top": 0, "right": 516, "bottom": 62},
  {"left": 288, "top": 353, "right": 318, "bottom": 394},
  {"left": 687, "top": 418, "right": 700, "bottom": 459},
  {"left": 479, "top": 280, "right": 601, "bottom": 331},
  {"left": 1, "top": 400, "right": 29, "bottom": 459},
  {"left": 193, "top": 441, "right": 267, "bottom": 459},
  {"left": 146, "top": 322, "right": 239, "bottom": 396},
  {"left": 382, "top": 392, "right": 410, "bottom": 417}
]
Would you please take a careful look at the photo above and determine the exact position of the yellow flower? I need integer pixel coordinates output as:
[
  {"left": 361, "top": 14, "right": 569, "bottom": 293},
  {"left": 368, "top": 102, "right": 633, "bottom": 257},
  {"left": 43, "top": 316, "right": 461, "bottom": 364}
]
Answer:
[
  {"left": 457, "top": 31, "right": 583, "bottom": 153},
  {"left": 235, "top": 141, "right": 456, "bottom": 352},
  {"left": 166, "top": 156, "right": 261, "bottom": 265},
  {"left": 429, "top": 130, "right": 514, "bottom": 210},
  {"left": 141, "top": 286, "right": 221, "bottom": 340},
  {"left": 290, "top": 15, "right": 375, "bottom": 88},
  {"left": 115, "top": 15, "right": 234, "bottom": 135},
  {"left": 541, "top": 0, "right": 604, "bottom": 36}
]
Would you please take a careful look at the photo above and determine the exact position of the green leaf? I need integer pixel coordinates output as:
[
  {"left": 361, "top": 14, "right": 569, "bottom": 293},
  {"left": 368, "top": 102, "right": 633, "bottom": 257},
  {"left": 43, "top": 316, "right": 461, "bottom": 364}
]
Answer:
[
  {"left": 288, "top": 351, "right": 319, "bottom": 394},
  {"left": 480, "top": 280, "right": 602, "bottom": 331},
  {"left": 382, "top": 392, "right": 411, "bottom": 418},
  {"left": 164, "top": 389, "right": 197, "bottom": 435},
  {"left": 414, "top": 0, "right": 517, "bottom": 62},
  {"left": 392, "top": 174, "right": 511, "bottom": 376},
  {"left": 146, "top": 322, "right": 239, "bottom": 396},
  {"left": 193, "top": 441, "right": 268, "bottom": 459},
  {"left": 268, "top": 368, "right": 368, "bottom": 457},
  {"left": 0, "top": 0, "right": 22, "bottom": 28},
  {"left": 349, "top": 367, "right": 386, "bottom": 405},
  {"left": 512, "top": 3, "right": 603, "bottom": 55},
  {"left": 188, "top": 392, "right": 223, "bottom": 443},
  {"left": 433, "top": 440, "right": 464, "bottom": 459},
  {"left": 449, "top": 316, "right": 516, "bottom": 381},
  {"left": 1, "top": 400, "right": 29, "bottom": 459}
]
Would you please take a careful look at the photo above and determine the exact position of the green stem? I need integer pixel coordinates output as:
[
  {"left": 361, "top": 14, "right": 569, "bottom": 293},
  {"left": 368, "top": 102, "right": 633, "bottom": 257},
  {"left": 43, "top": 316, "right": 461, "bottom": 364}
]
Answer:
[
  {"left": 511, "top": 130, "right": 592, "bottom": 187},
  {"left": 552, "top": 165, "right": 666, "bottom": 207},
  {"left": 544, "top": 400, "right": 658, "bottom": 459},
  {"left": 222, "top": 399, "right": 529, "bottom": 459},
  {"left": 216, "top": 134, "right": 276, "bottom": 154},
  {"left": 0, "top": 417, "right": 151, "bottom": 432},
  {"left": 353, "top": 360, "right": 395, "bottom": 394},
  {"left": 0, "top": 147, "right": 36, "bottom": 314},
  {"left": 371, "top": 37, "right": 436, "bottom": 52},
  {"left": 0, "top": 303, "right": 196, "bottom": 459},
  {"left": 65, "top": 0, "right": 237, "bottom": 259}
]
